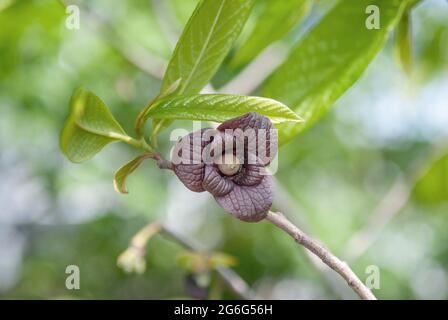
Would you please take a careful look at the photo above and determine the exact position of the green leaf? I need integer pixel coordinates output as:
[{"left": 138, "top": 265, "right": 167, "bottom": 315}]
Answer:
[
  {"left": 413, "top": 153, "right": 448, "bottom": 206},
  {"left": 60, "top": 88, "right": 128, "bottom": 163},
  {"left": 146, "top": 94, "right": 302, "bottom": 124},
  {"left": 113, "top": 154, "right": 152, "bottom": 194},
  {"left": 394, "top": 9, "right": 412, "bottom": 74},
  {"left": 262, "top": 0, "right": 410, "bottom": 144},
  {"left": 154, "top": 0, "right": 255, "bottom": 137},
  {"left": 231, "top": 0, "right": 312, "bottom": 67},
  {"left": 162, "top": 0, "right": 255, "bottom": 94}
]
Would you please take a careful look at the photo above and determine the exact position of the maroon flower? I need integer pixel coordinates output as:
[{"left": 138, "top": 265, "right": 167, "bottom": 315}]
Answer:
[{"left": 172, "top": 112, "right": 278, "bottom": 222}]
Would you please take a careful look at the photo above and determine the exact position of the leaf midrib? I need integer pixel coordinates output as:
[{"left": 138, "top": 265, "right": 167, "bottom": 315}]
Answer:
[
  {"left": 150, "top": 107, "right": 300, "bottom": 123},
  {"left": 75, "top": 120, "right": 128, "bottom": 141},
  {"left": 179, "top": 0, "right": 226, "bottom": 94}
]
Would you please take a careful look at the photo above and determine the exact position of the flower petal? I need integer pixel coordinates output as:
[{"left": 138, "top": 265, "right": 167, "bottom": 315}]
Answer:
[
  {"left": 218, "top": 112, "right": 277, "bottom": 166},
  {"left": 217, "top": 112, "right": 272, "bottom": 132},
  {"left": 214, "top": 175, "right": 273, "bottom": 222},
  {"left": 202, "top": 165, "right": 234, "bottom": 196},
  {"left": 232, "top": 164, "right": 265, "bottom": 186},
  {"left": 172, "top": 128, "right": 211, "bottom": 192},
  {"left": 173, "top": 163, "right": 206, "bottom": 192}
]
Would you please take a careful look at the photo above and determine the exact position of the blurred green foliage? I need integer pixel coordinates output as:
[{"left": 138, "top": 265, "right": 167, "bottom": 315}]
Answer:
[{"left": 0, "top": 0, "right": 447, "bottom": 300}]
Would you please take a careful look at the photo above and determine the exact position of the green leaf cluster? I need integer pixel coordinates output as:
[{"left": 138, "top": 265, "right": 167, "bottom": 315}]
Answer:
[{"left": 60, "top": 0, "right": 299, "bottom": 194}]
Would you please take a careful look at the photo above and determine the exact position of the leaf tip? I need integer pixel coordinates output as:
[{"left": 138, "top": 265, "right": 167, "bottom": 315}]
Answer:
[
  {"left": 113, "top": 178, "right": 129, "bottom": 195},
  {"left": 113, "top": 154, "right": 151, "bottom": 195},
  {"left": 293, "top": 114, "right": 305, "bottom": 123}
]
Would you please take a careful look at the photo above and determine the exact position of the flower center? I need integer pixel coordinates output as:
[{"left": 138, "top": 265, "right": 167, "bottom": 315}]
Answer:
[{"left": 217, "top": 154, "right": 241, "bottom": 176}]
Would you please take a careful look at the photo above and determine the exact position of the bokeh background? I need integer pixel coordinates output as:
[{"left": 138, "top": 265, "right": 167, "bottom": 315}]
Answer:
[{"left": 1, "top": 0, "right": 448, "bottom": 299}]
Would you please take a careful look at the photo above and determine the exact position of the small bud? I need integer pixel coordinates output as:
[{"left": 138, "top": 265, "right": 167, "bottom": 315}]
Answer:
[{"left": 117, "top": 246, "right": 146, "bottom": 274}]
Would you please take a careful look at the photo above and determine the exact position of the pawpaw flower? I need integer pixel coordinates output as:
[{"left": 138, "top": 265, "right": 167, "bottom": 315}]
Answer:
[{"left": 171, "top": 112, "right": 278, "bottom": 222}]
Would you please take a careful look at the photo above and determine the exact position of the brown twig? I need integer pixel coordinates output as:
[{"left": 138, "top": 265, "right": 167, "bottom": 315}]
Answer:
[
  {"left": 149, "top": 153, "right": 174, "bottom": 170},
  {"left": 272, "top": 180, "right": 355, "bottom": 299},
  {"left": 265, "top": 211, "right": 377, "bottom": 300},
  {"left": 148, "top": 139, "right": 375, "bottom": 300}
]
